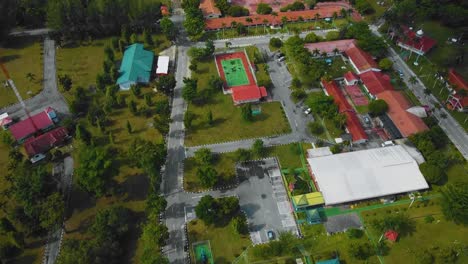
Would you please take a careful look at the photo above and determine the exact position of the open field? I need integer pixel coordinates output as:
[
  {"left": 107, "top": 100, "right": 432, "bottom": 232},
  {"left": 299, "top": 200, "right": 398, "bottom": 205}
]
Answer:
[
  {"left": 188, "top": 218, "right": 251, "bottom": 264},
  {"left": 0, "top": 37, "right": 43, "bottom": 108},
  {"left": 185, "top": 59, "right": 290, "bottom": 146}
]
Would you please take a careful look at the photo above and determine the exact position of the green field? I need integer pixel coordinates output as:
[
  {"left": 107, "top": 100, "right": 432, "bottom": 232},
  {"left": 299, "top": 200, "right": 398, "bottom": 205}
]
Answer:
[
  {"left": 188, "top": 218, "right": 251, "bottom": 264},
  {"left": 185, "top": 59, "right": 290, "bottom": 146},
  {"left": 0, "top": 37, "right": 43, "bottom": 108},
  {"left": 221, "top": 58, "right": 249, "bottom": 87}
]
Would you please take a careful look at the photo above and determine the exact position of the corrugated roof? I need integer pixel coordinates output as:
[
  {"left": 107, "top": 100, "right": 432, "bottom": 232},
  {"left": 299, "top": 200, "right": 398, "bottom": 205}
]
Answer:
[
  {"left": 156, "top": 56, "right": 169, "bottom": 74},
  {"left": 231, "top": 85, "right": 267, "bottom": 102},
  {"left": 9, "top": 109, "right": 54, "bottom": 140},
  {"left": 205, "top": 7, "right": 342, "bottom": 30},
  {"left": 199, "top": 0, "right": 221, "bottom": 17},
  {"left": 399, "top": 26, "right": 437, "bottom": 53},
  {"left": 117, "top": 43, "right": 154, "bottom": 85},
  {"left": 308, "top": 145, "right": 429, "bottom": 205},
  {"left": 345, "top": 44, "right": 378, "bottom": 73},
  {"left": 305, "top": 39, "right": 357, "bottom": 55},
  {"left": 360, "top": 71, "right": 394, "bottom": 95},
  {"left": 24, "top": 127, "right": 69, "bottom": 157},
  {"left": 376, "top": 90, "right": 429, "bottom": 137},
  {"left": 292, "top": 192, "right": 325, "bottom": 207},
  {"left": 344, "top": 71, "right": 358, "bottom": 82}
]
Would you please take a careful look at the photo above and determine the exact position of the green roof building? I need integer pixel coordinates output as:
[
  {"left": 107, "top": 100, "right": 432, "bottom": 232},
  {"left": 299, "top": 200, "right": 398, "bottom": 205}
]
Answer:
[{"left": 117, "top": 43, "right": 154, "bottom": 90}]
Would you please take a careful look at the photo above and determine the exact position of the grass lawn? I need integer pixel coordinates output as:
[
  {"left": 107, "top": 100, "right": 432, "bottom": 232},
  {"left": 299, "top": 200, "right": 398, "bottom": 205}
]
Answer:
[
  {"left": 362, "top": 198, "right": 468, "bottom": 264},
  {"left": 0, "top": 37, "right": 43, "bottom": 108},
  {"left": 188, "top": 218, "right": 251, "bottom": 264},
  {"left": 364, "top": 0, "right": 393, "bottom": 23},
  {"left": 325, "top": 56, "right": 351, "bottom": 78},
  {"left": 184, "top": 143, "right": 311, "bottom": 192},
  {"left": 185, "top": 59, "right": 291, "bottom": 146},
  {"left": 245, "top": 46, "right": 272, "bottom": 88}
]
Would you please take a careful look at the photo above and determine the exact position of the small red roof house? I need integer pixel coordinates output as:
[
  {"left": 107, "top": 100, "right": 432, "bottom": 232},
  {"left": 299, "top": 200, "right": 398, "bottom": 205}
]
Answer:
[
  {"left": 304, "top": 39, "right": 357, "bottom": 57},
  {"left": 9, "top": 108, "right": 57, "bottom": 143},
  {"left": 397, "top": 26, "right": 437, "bottom": 56},
  {"left": 24, "top": 127, "right": 69, "bottom": 158},
  {"left": 200, "top": 0, "right": 222, "bottom": 19},
  {"left": 376, "top": 90, "right": 429, "bottom": 138},
  {"left": 160, "top": 5, "right": 170, "bottom": 16},
  {"left": 0, "top": 113, "right": 13, "bottom": 130},
  {"left": 344, "top": 44, "right": 380, "bottom": 74},
  {"left": 343, "top": 71, "right": 359, "bottom": 86},
  {"left": 322, "top": 80, "right": 368, "bottom": 143},
  {"left": 231, "top": 85, "right": 267, "bottom": 105},
  {"left": 359, "top": 71, "right": 394, "bottom": 97},
  {"left": 446, "top": 68, "right": 468, "bottom": 112},
  {"left": 385, "top": 230, "right": 399, "bottom": 242}
]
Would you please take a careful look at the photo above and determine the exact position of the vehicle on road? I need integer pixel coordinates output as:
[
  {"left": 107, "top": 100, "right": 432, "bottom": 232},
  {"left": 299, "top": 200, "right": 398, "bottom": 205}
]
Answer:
[
  {"left": 381, "top": 140, "right": 395, "bottom": 147},
  {"left": 277, "top": 56, "right": 286, "bottom": 62},
  {"left": 304, "top": 108, "right": 311, "bottom": 115},
  {"left": 267, "top": 230, "right": 275, "bottom": 240},
  {"left": 397, "top": 69, "right": 404, "bottom": 77}
]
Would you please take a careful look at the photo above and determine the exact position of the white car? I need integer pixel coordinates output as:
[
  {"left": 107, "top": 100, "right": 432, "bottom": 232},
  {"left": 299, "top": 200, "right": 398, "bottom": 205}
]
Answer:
[{"left": 304, "top": 108, "right": 311, "bottom": 115}]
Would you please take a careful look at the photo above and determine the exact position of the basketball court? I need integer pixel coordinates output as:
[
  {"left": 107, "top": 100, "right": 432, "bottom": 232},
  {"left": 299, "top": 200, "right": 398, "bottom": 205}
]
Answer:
[{"left": 221, "top": 58, "right": 250, "bottom": 87}]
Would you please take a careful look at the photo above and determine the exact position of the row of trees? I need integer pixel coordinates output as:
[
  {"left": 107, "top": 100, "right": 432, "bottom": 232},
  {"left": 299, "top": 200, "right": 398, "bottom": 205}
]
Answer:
[{"left": 182, "top": 0, "right": 205, "bottom": 40}]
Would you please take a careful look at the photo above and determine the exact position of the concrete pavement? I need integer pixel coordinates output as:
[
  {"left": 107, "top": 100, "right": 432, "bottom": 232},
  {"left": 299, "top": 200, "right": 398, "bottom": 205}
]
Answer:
[{"left": 370, "top": 25, "right": 468, "bottom": 159}]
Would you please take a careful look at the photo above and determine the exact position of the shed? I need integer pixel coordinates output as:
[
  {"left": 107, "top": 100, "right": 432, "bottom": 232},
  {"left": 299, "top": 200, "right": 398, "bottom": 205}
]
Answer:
[
  {"left": 385, "top": 230, "right": 399, "bottom": 242},
  {"left": 156, "top": 56, "right": 170, "bottom": 75}
]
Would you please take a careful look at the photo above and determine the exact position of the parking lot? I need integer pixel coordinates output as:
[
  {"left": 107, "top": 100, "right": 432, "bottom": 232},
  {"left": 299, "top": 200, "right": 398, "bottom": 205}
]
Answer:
[{"left": 235, "top": 158, "right": 299, "bottom": 244}]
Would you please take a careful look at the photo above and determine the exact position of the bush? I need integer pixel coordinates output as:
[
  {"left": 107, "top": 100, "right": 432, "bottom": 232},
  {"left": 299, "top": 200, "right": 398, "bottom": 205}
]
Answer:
[
  {"left": 269, "top": 37, "right": 283, "bottom": 48},
  {"left": 368, "top": 99, "right": 388, "bottom": 116},
  {"left": 256, "top": 3, "right": 272, "bottom": 14},
  {"left": 378, "top": 58, "right": 393, "bottom": 71},
  {"left": 330, "top": 144, "right": 342, "bottom": 154},
  {"left": 346, "top": 228, "right": 364, "bottom": 239},
  {"left": 228, "top": 5, "right": 249, "bottom": 17},
  {"left": 424, "top": 215, "right": 435, "bottom": 223},
  {"left": 304, "top": 32, "right": 322, "bottom": 43},
  {"left": 419, "top": 162, "right": 444, "bottom": 184},
  {"left": 326, "top": 31, "right": 340, "bottom": 41},
  {"left": 308, "top": 122, "right": 324, "bottom": 135}
]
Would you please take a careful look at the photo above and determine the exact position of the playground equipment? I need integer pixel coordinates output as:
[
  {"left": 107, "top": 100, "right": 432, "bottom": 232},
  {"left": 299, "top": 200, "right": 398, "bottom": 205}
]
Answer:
[{"left": 252, "top": 105, "right": 262, "bottom": 115}]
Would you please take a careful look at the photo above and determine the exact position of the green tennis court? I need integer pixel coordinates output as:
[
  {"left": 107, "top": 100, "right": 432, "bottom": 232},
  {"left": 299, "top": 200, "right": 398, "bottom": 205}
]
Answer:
[
  {"left": 193, "top": 241, "right": 214, "bottom": 264},
  {"left": 221, "top": 58, "right": 250, "bottom": 87}
]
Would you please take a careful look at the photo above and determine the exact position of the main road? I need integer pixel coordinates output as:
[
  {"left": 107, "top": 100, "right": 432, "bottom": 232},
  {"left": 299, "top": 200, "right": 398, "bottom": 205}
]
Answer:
[{"left": 370, "top": 25, "right": 468, "bottom": 159}]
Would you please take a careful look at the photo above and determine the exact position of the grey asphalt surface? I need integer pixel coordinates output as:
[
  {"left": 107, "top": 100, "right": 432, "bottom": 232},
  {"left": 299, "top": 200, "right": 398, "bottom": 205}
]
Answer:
[
  {"left": 9, "top": 28, "right": 52, "bottom": 37},
  {"left": 1, "top": 38, "right": 70, "bottom": 119},
  {"left": 370, "top": 25, "right": 468, "bottom": 160}
]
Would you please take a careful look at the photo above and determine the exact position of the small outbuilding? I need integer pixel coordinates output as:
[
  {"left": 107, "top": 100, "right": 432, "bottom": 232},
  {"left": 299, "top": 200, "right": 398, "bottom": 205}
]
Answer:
[
  {"left": 156, "top": 56, "right": 170, "bottom": 76},
  {"left": 385, "top": 230, "right": 399, "bottom": 242}
]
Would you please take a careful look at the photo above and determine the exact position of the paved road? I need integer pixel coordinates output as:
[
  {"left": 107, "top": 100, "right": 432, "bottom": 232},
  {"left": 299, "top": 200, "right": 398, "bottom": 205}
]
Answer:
[
  {"left": 370, "top": 25, "right": 468, "bottom": 160},
  {"left": 9, "top": 28, "right": 52, "bottom": 37},
  {"left": 43, "top": 156, "right": 73, "bottom": 264},
  {"left": 1, "top": 38, "right": 70, "bottom": 119}
]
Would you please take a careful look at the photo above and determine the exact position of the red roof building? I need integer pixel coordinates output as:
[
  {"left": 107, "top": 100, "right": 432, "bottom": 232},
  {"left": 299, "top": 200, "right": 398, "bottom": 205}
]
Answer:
[
  {"left": 384, "top": 230, "right": 399, "bottom": 242},
  {"left": 199, "top": 0, "right": 221, "bottom": 19},
  {"left": 322, "top": 80, "right": 368, "bottom": 143},
  {"left": 24, "top": 127, "right": 69, "bottom": 157},
  {"left": 9, "top": 109, "right": 56, "bottom": 142},
  {"left": 446, "top": 68, "right": 468, "bottom": 112},
  {"left": 231, "top": 85, "right": 267, "bottom": 105},
  {"left": 160, "top": 5, "right": 170, "bottom": 16},
  {"left": 304, "top": 39, "right": 357, "bottom": 57},
  {"left": 376, "top": 90, "right": 429, "bottom": 137},
  {"left": 359, "top": 71, "right": 394, "bottom": 97},
  {"left": 205, "top": 7, "right": 342, "bottom": 30},
  {"left": 397, "top": 26, "right": 437, "bottom": 55},
  {"left": 343, "top": 71, "right": 359, "bottom": 86},
  {"left": 344, "top": 44, "right": 379, "bottom": 74}
]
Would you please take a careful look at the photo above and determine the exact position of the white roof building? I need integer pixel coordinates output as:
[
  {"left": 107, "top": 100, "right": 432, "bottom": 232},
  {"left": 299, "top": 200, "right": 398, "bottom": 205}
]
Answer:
[
  {"left": 156, "top": 56, "right": 170, "bottom": 75},
  {"left": 307, "top": 145, "right": 429, "bottom": 205}
]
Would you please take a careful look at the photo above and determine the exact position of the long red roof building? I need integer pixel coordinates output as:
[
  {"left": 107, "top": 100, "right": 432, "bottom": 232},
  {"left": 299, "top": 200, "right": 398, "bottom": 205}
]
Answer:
[
  {"left": 359, "top": 71, "right": 394, "bottom": 97},
  {"left": 344, "top": 44, "right": 379, "bottom": 74}
]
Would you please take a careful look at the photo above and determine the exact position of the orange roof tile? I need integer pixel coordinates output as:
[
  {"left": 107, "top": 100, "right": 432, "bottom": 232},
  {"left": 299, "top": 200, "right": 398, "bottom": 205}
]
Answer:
[
  {"left": 376, "top": 90, "right": 428, "bottom": 137},
  {"left": 360, "top": 71, "right": 394, "bottom": 95},
  {"left": 200, "top": 0, "right": 221, "bottom": 17},
  {"left": 345, "top": 44, "right": 378, "bottom": 72}
]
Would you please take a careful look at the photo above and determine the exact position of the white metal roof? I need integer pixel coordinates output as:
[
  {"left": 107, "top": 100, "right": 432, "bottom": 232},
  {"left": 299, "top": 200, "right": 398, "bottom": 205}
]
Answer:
[
  {"left": 0, "top": 113, "right": 9, "bottom": 120},
  {"left": 307, "top": 145, "right": 429, "bottom": 205},
  {"left": 156, "top": 56, "right": 169, "bottom": 74},
  {"left": 307, "top": 147, "right": 333, "bottom": 159}
]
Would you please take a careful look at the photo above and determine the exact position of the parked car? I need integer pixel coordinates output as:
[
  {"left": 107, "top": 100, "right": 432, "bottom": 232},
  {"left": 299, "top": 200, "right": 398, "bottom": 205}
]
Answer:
[
  {"left": 277, "top": 56, "right": 286, "bottom": 62},
  {"left": 304, "top": 108, "right": 311, "bottom": 115},
  {"left": 381, "top": 140, "right": 395, "bottom": 147},
  {"left": 267, "top": 230, "right": 275, "bottom": 240},
  {"left": 397, "top": 69, "right": 404, "bottom": 77}
]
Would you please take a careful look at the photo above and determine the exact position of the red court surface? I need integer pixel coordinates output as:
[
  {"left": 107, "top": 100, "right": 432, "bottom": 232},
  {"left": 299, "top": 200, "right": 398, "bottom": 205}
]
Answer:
[
  {"left": 345, "top": 85, "right": 369, "bottom": 106},
  {"left": 215, "top": 52, "right": 256, "bottom": 90}
]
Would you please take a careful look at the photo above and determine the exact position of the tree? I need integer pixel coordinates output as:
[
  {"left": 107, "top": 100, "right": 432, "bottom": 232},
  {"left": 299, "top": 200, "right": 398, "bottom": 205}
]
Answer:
[
  {"left": 256, "top": 3, "right": 272, "bottom": 14},
  {"left": 141, "top": 222, "right": 169, "bottom": 249},
  {"left": 234, "top": 148, "right": 251, "bottom": 162},
  {"left": 157, "top": 74, "right": 176, "bottom": 95},
  {"left": 440, "top": 181, "right": 468, "bottom": 225},
  {"left": 368, "top": 99, "right": 388, "bottom": 116},
  {"left": 143, "top": 29, "right": 154, "bottom": 47},
  {"left": 56, "top": 239, "right": 94, "bottom": 264},
  {"left": 330, "top": 144, "right": 342, "bottom": 154},
  {"left": 39, "top": 192, "right": 64, "bottom": 230},
  {"left": 326, "top": 31, "right": 339, "bottom": 41},
  {"left": 241, "top": 103, "right": 253, "bottom": 122},
  {"left": 104, "top": 46, "right": 115, "bottom": 62},
  {"left": 194, "top": 148, "right": 213, "bottom": 165},
  {"left": 183, "top": 6, "right": 205, "bottom": 40},
  {"left": 206, "top": 110, "right": 213, "bottom": 126},
  {"left": 419, "top": 162, "right": 444, "bottom": 184},
  {"left": 75, "top": 145, "right": 115, "bottom": 197},
  {"left": 346, "top": 228, "right": 364, "bottom": 239},
  {"left": 232, "top": 215, "right": 248, "bottom": 234},
  {"left": 58, "top": 74, "right": 72, "bottom": 92},
  {"left": 269, "top": 37, "right": 283, "bottom": 48},
  {"left": 25, "top": 72, "right": 36, "bottom": 82},
  {"left": 197, "top": 166, "right": 218, "bottom": 188},
  {"left": 252, "top": 139, "right": 265, "bottom": 157},
  {"left": 348, "top": 242, "right": 374, "bottom": 260},
  {"left": 236, "top": 23, "right": 247, "bottom": 35},
  {"left": 182, "top": 77, "right": 198, "bottom": 101},
  {"left": 355, "top": 0, "right": 374, "bottom": 14},
  {"left": 130, "top": 33, "right": 138, "bottom": 43},
  {"left": 184, "top": 111, "right": 195, "bottom": 130},
  {"left": 370, "top": 213, "right": 416, "bottom": 236},
  {"left": 90, "top": 206, "right": 130, "bottom": 244},
  {"left": 195, "top": 195, "right": 218, "bottom": 225},
  {"left": 160, "top": 17, "right": 175, "bottom": 39},
  {"left": 378, "top": 58, "right": 393, "bottom": 71},
  {"left": 304, "top": 32, "right": 321, "bottom": 43},
  {"left": 308, "top": 122, "right": 324, "bottom": 135},
  {"left": 205, "top": 39, "right": 215, "bottom": 57},
  {"left": 228, "top": 5, "right": 249, "bottom": 17},
  {"left": 409, "top": 75, "right": 418, "bottom": 85}
]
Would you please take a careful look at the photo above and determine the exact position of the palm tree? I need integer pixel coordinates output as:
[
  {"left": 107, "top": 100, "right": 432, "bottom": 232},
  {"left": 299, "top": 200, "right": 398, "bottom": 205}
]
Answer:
[
  {"left": 409, "top": 76, "right": 418, "bottom": 85},
  {"left": 221, "top": 22, "right": 226, "bottom": 38},
  {"left": 333, "top": 48, "right": 340, "bottom": 57},
  {"left": 313, "top": 48, "right": 320, "bottom": 57},
  {"left": 340, "top": 8, "right": 347, "bottom": 18},
  {"left": 263, "top": 19, "right": 269, "bottom": 33},
  {"left": 231, "top": 21, "right": 237, "bottom": 28},
  {"left": 332, "top": 12, "right": 338, "bottom": 28},
  {"left": 25, "top": 72, "right": 36, "bottom": 82},
  {"left": 314, "top": 13, "right": 320, "bottom": 28},
  {"left": 246, "top": 17, "right": 253, "bottom": 23},
  {"left": 281, "top": 16, "right": 288, "bottom": 31},
  {"left": 321, "top": 51, "right": 328, "bottom": 58}
]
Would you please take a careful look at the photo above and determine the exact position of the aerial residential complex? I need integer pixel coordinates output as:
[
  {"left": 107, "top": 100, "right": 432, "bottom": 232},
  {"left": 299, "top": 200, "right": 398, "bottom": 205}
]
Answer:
[{"left": 0, "top": 1, "right": 466, "bottom": 264}]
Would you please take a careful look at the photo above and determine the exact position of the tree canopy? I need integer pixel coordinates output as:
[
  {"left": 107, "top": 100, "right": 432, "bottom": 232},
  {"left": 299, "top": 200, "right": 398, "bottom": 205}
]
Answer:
[
  {"left": 368, "top": 99, "right": 389, "bottom": 116},
  {"left": 440, "top": 181, "right": 468, "bottom": 225}
]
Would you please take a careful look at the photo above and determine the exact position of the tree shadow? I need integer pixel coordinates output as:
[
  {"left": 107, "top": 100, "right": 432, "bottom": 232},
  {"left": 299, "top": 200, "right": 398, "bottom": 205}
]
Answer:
[
  {"left": 121, "top": 173, "right": 149, "bottom": 202},
  {"left": 121, "top": 211, "right": 146, "bottom": 263},
  {"left": 214, "top": 256, "right": 229, "bottom": 264},
  {"left": 0, "top": 54, "right": 21, "bottom": 63}
]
